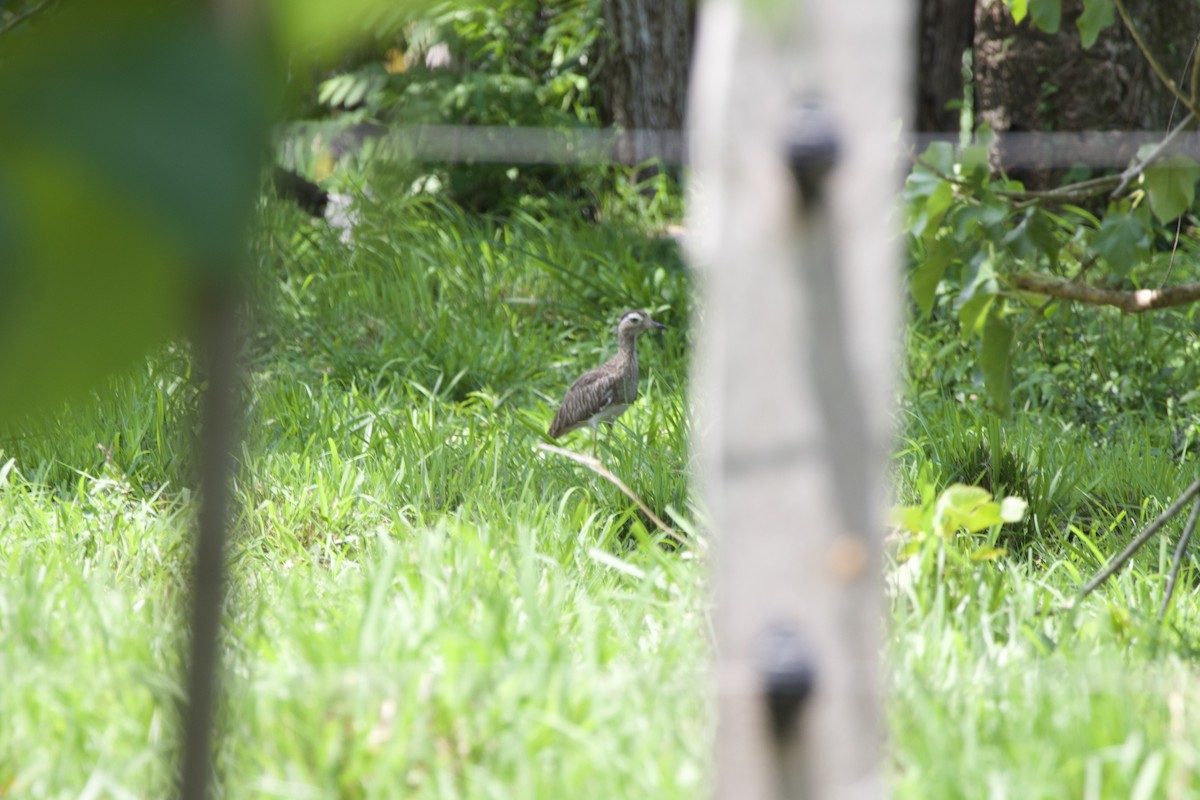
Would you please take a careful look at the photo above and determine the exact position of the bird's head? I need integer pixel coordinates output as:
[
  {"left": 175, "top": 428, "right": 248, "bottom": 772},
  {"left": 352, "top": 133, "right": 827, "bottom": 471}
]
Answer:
[{"left": 617, "top": 309, "right": 666, "bottom": 337}]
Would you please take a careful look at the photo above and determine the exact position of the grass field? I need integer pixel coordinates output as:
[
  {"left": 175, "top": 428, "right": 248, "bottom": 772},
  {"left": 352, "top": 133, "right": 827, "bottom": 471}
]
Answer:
[{"left": 6, "top": 188, "right": 1200, "bottom": 797}]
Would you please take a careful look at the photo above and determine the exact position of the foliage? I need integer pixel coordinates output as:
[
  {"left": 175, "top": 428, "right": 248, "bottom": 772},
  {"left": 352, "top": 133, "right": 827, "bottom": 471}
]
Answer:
[
  {"left": 0, "top": 0, "right": 268, "bottom": 422},
  {"left": 892, "top": 299, "right": 1200, "bottom": 798},
  {"left": 0, "top": 0, "right": 500, "bottom": 423},
  {"left": 904, "top": 0, "right": 1200, "bottom": 414},
  {"left": 279, "top": 0, "right": 648, "bottom": 213},
  {"left": 892, "top": 479, "right": 1026, "bottom": 561}
]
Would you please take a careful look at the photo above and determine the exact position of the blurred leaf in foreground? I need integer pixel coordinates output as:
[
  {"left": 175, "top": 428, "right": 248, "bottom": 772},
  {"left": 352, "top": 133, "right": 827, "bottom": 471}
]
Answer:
[{"left": 0, "top": 0, "right": 269, "bottom": 422}]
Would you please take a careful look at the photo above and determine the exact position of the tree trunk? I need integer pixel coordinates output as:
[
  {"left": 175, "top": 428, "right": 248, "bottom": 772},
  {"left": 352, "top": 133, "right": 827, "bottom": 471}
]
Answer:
[
  {"left": 915, "top": 0, "right": 976, "bottom": 132},
  {"left": 973, "top": 0, "right": 1200, "bottom": 185},
  {"left": 600, "top": 0, "right": 691, "bottom": 165}
]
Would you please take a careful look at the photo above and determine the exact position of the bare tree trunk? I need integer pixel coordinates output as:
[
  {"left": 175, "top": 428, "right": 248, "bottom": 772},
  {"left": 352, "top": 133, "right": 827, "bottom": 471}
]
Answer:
[
  {"left": 915, "top": 0, "right": 975, "bottom": 132},
  {"left": 600, "top": 0, "right": 691, "bottom": 165}
]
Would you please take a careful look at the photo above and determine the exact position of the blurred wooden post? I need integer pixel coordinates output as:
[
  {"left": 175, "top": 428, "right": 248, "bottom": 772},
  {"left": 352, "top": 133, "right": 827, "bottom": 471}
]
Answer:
[{"left": 686, "top": 0, "right": 910, "bottom": 797}]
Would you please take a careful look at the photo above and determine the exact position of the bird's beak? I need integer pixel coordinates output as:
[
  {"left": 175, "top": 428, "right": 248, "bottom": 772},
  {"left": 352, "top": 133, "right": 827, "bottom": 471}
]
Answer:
[{"left": 650, "top": 320, "right": 666, "bottom": 330}]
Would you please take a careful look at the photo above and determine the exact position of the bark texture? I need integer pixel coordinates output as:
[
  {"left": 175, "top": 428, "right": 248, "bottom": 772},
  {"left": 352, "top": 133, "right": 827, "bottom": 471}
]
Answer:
[
  {"left": 600, "top": 0, "right": 691, "bottom": 163},
  {"left": 972, "top": 0, "right": 1200, "bottom": 184},
  {"left": 915, "top": 0, "right": 976, "bottom": 131},
  {"left": 969, "top": 0, "right": 1200, "bottom": 185}
]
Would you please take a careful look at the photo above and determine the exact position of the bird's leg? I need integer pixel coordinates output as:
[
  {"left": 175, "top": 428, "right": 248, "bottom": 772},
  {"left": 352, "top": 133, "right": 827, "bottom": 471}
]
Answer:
[{"left": 591, "top": 423, "right": 599, "bottom": 459}]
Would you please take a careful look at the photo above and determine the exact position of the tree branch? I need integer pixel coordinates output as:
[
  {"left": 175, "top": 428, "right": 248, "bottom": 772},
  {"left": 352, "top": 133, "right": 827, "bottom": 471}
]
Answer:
[
  {"left": 1012, "top": 272, "right": 1200, "bottom": 313},
  {"left": 537, "top": 442, "right": 692, "bottom": 547},
  {"left": 908, "top": 151, "right": 1115, "bottom": 207},
  {"left": 1110, "top": 111, "right": 1197, "bottom": 197},
  {"left": 910, "top": 109, "right": 1198, "bottom": 208},
  {"left": 0, "top": 0, "right": 57, "bottom": 35}
]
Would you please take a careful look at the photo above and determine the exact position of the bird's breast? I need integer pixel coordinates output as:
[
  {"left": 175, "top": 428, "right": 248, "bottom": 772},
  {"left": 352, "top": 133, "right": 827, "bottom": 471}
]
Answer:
[{"left": 596, "top": 403, "right": 630, "bottom": 424}]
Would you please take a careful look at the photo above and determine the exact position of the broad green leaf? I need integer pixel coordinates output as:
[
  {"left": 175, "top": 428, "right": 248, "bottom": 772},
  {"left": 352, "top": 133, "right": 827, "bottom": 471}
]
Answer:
[
  {"left": 1010, "top": 0, "right": 1030, "bottom": 23},
  {"left": 955, "top": 253, "right": 998, "bottom": 336},
  {"left": 1002, "top": 208, "right": 1056, "bottom": 261},
  {"left": 1091, "top": 211, "right": 1149, "bottom": 275},
  {"left": 0, "top": 0, "right": 268, "bottom": 421},
  {"left": 1077, "top": 0, "right": 1115, "bottom": 48},
  {"left": 892, "top": 505, "right": 932, "bottom": 535},
  {"left": 981, "top": 312, "right": 1014, "bottom": 416},
  {"left": 1029, "top": 0, "right": 1062, "bottom": 33},
  {"left": 925, "top": 180, "right": 955, "bottom": 223},
  {"left": 919, "top": 141, "right": 956, "bottom": 175},
  {"left": 1025, "top": 208, "right": 1061, "bottom": 262},
  {"left": 904, "top": 168, "right": 943, "bottom": 201},
  {"left": 936, "top": 484, "right": 1004, "bottom": 535},
  {"left": 911, "top": 179, "right": 954, "bottom": 239},
  {"left": 958, "top": 144, "right": 990, "bottom": 176},
  {"left": 0, "top": 153, "right": 186, "bottom": 423},
  {"left": 267, "top": 0, "right": 440, "bottom": 59},
  {"left": 958, "top": 293, "right": 994, "bottom": 340},
  {"left": 935, "top": 484, "right": 992, "bottom": 537},
  {"left": 911, "top": 238, "right": 956, "bottom": 315},
  {"left": 1144, "top": 156, "right": 1200, "bottom": 223},
  {"left": 940, "top": 484, "right": 992, "bottom": 512},
  {"left": 953, "top": 200, "right": 1010, "bottom": 240},
  {"left": 0, "top": 0, "right": 267, "bottom": 268}
]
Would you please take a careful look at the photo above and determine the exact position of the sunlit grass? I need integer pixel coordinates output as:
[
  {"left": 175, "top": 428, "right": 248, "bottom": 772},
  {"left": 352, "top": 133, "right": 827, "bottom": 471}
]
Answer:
[
  {"left": 10, "top": 188, "right": 1200, "bottom": 797},
  {"left": 0, "top": 195, "right": 705, "bottom": 798}
]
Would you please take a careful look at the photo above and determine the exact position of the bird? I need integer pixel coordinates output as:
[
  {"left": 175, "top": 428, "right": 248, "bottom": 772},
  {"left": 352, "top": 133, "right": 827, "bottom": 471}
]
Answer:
[{"left": 547, "top": 309, "right": 666, "bottom": 456}]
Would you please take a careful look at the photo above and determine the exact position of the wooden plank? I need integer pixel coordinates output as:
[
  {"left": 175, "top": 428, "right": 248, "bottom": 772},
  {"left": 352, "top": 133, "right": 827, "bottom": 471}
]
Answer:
[{"left": 686, "top": 0, "right": 911, "bottom": 797}]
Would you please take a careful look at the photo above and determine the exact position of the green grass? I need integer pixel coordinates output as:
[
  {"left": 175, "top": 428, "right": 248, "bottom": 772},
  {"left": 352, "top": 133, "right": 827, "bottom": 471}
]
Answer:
[
  {"left": 890, "top": 309, "right": 1200, "bottom": 799},
  {"left": 0, "top": 195, "right": 705, "bottom": 797},
  {"left": 10, "top": 187, "right": 1200, "bottom": 798}
]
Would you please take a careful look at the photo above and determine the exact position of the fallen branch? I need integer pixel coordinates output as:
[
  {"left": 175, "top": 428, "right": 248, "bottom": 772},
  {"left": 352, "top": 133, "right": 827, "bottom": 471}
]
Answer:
[
  {"left": 537, "top": 442, "right": 690, "bottom": 547},
  {"left": 1011, "top": 273, "right": 1200, "bottom": 313},
  {"left": 1072, "top": 475, "right": 1200, "bottom": 604},
  {"left": 1110, "top": 110, "right": 1197, "bottom": 197},
  {"left": 1158, "top": 495, "right": 1200, "bottom": 621}
]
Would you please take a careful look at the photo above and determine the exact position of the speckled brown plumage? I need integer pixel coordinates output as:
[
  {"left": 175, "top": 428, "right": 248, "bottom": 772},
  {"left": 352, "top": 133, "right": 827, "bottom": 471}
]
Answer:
[{"left": 548, "top": 310, "right": 664, "bottom": 452}]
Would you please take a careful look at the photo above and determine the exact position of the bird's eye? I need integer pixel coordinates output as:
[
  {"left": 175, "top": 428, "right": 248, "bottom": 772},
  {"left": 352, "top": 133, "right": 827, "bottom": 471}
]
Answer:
[{"left": 629, "top": 315, "right": 641, "bottom": 324}]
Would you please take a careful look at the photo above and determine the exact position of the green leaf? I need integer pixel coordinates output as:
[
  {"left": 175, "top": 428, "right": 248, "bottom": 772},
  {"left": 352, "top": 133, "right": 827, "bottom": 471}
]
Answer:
[
  {"left": 1002, "top": 208, "right": 1056, "bottom": 261},
  {"left": 981, "top": 312, "right": 1014, "bottom": 416},
  {"left": 935, "top": 484, "right": 1003, "bottom": 535},
  {"left": 919, "top": 141, "right": 956, "bottom": 175},
  {"left": 911, "top": 238, "right": 956, "bottom": 315},
  {"left": 1144, "top": 156, "right": 1200, "bottom": 223},
  {"left": 892, "top": 504, "right": 933, "bottom": 536},
  {"left": 1091, "top": 211, "right": 1149, "bottom": 275},
  {"left": 958, "top": 144, "right": 991, "bottom": 176},
  {"left": 953, "top": 200, "right": 1010, "bottom": 241},
  {"left": 1029, "top": 0, "right": 1062, "bottom": 33},
  {"left": 1077, "top": 0, "right": 1115, "bottom": 48},
  {"left": 955, "top": 253, "right": 998, "bottom": 333},
  {"left": 267, "top": 0, "right": 442, "bottom": 60},
  {"left": 911, "top": 179, "right": 954, "bottom": 239},
  {"left": 0, "top": 0, "right": 269, "bottom": 421},
  {"left": 1010, "top": 0, "right": 1030, "bottom": 23},
  {"left": 958, "top": 293, "right": 994, "bottom": 341}
]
